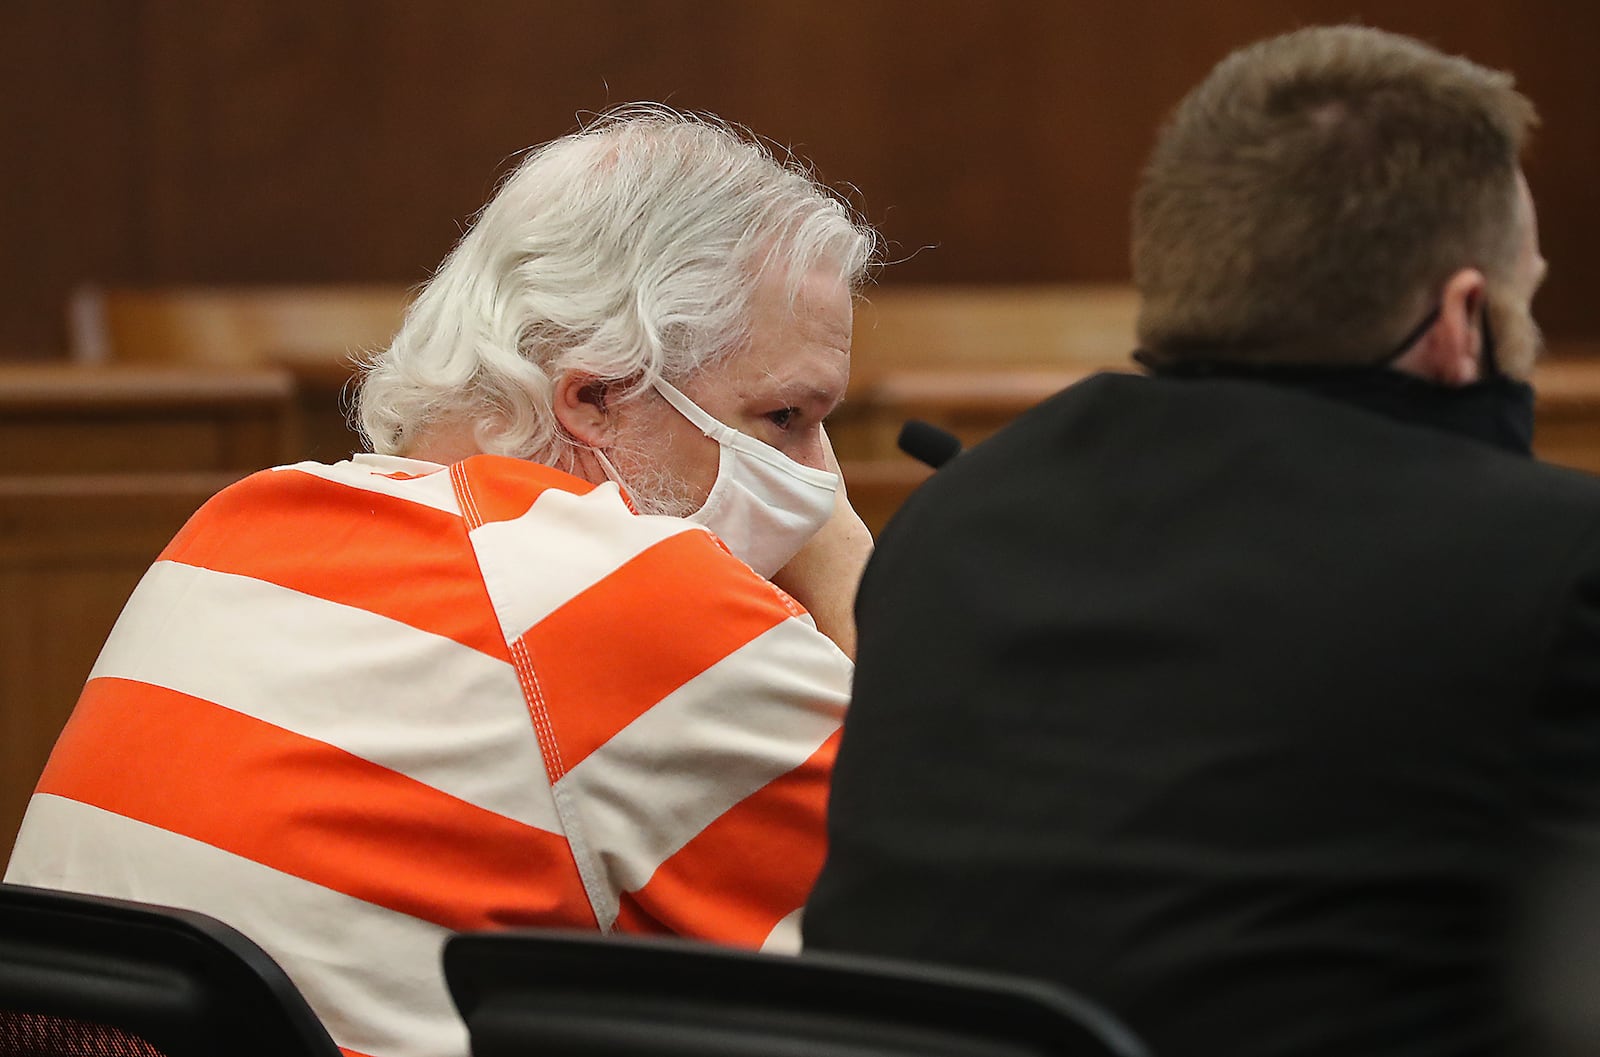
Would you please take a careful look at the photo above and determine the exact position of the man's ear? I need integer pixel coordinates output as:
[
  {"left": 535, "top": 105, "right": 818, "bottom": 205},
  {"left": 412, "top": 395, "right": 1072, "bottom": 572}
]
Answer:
[
  {"left": 551, "top": 372, "right": 614, "bottom": 447},
  {"left": 1403, "top": 268, "right": 1487, "bottom": 386}
]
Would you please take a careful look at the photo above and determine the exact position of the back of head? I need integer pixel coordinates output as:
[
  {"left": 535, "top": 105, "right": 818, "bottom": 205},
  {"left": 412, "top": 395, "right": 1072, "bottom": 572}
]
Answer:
[
  {"left": 358, "top": 104, "right": 877, "bottom": 464},
  {"left": 1133, "top": 25, "right": 1535, "bottom": 368}
]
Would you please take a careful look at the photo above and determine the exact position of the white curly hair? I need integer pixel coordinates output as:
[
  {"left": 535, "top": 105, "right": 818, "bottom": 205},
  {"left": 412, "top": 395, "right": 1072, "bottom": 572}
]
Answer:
[{"left": 357, "top": 103, "right": 879, "bottom": 467}]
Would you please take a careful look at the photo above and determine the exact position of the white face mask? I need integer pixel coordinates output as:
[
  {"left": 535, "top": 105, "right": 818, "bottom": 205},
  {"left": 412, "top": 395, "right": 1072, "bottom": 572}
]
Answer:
[{"left": 649, "top": 379, "right": 839, "bottom": 578}]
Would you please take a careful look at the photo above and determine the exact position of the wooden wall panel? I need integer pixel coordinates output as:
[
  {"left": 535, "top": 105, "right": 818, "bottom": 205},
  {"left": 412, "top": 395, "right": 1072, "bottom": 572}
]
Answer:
[
  {"left": 2, "top": 0, "right": 142, "bottom": 359},
  {"left": 3, "top": 0, "right": 1597, "bottom": 358},
  {"left": 0, "top": 473, "right": 245, "bottom": 861}
]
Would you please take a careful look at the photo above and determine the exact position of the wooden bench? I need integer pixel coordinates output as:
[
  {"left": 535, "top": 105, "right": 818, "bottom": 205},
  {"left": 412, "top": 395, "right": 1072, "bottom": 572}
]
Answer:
[
  {"left": 64, "top": 282, "right": 1142, "bottom": 467},
  {"left": 53, "top": 282, "right": 1600, "bottom": 519},
  {"left": 837, "top": 283, "right": 1139, "bottom": 459},
  {"left": 1529, "top": 353, "right": 1600, "bottom": 475},
  {"left": 68, "top": 284, "right": 413, "bottom": 463},
  {"left": 851, "top": 283, "right": 1139, "bottom": 370},
  {"left": 68, "top": 284, "right": 411, "bottom": 368},
  {"left": 0, "top": 364, "right": 296, "bottom": 475}
]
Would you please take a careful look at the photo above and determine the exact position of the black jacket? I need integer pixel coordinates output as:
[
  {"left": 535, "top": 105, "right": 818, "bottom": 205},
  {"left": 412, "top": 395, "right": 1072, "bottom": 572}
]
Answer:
[{"left": 805, "top": 371, "right": 1600, "bottom": 1057}]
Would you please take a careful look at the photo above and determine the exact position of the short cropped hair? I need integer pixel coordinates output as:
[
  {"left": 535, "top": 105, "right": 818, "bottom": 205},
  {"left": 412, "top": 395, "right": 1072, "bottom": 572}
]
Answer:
[
  {"left": 358, "top": 104, "right": 879, "bottom": 462},
  {"left": 1133, "top": 25, "right": 1536, "bottom": 367}
]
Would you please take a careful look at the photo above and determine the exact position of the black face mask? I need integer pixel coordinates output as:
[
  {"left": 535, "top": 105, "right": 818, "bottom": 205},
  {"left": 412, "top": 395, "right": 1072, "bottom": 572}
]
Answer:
[{"left": 1135, "top": 309, "right": 1536, "bottom": 457}]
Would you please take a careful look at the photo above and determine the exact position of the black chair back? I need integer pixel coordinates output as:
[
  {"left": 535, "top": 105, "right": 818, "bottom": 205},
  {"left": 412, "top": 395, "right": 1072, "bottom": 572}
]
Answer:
[
  {"left": 445, "top": 930, "right": 1150, "bottom": 1057},
  {"left": 0, "top": 883, "right": 341, "bottom": 1057}
]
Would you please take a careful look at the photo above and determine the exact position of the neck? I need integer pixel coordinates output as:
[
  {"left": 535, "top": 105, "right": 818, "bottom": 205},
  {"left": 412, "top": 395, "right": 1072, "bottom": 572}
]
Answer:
[
  {"left": 1141, "top": 359, "right": 1536, "bottom": 457},
  {"left": 400, "top": 424, "right": 484, "bottom": 466}
]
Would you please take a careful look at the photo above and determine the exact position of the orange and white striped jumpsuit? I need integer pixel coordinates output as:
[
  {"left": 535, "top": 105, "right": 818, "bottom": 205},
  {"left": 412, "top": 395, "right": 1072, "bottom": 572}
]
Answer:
[{"left": 5, "top": 452, "right": 851, "bottom": 1057}]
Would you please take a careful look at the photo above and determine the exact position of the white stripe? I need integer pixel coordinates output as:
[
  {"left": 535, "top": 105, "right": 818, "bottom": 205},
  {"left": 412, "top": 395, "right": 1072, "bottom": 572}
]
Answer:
[
  {"left": 6, "top": 795, "right": 466, "bottom": 1057},
  {"left": 763, "top": 907, "right": 803, "bottom": 954},
  {"left": 469, "top": 483, "right": 704, "bottom": 644},
  {"left": 90, "top": 560, "right": 561, "bottom": 833},
  {"left": 280, "top": 457, "right": 461, "bottom": 516},
  {"left": 557, "top": 617, "right": 849, "bottom": 918}
]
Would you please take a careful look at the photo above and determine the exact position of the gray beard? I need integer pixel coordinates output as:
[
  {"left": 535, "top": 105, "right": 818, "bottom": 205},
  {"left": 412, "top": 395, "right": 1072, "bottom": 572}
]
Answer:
[{"left": 609, "top": 452, "right": 700, "bottom": 519}]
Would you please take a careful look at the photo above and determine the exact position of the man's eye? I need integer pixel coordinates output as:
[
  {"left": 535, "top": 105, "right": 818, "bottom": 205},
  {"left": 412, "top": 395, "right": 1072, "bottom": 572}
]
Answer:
[{"left": 767, "top": 407, "right": 799, "bottom": 430}]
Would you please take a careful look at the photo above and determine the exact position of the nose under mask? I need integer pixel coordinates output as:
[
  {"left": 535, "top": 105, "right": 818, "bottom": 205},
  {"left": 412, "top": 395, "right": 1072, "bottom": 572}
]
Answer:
[{"left": 647, "top": 380, "right": 840, "bottom": 577}]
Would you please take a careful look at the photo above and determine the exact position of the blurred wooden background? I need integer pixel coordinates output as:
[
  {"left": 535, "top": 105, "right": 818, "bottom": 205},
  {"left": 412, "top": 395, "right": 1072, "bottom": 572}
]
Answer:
[{"left": 4, "top": 0, "right": 1597, "bottom": 358}]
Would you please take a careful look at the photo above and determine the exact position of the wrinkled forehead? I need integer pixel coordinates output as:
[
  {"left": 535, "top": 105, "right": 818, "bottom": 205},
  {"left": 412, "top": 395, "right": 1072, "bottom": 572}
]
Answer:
[
  {"left": 725, "top": 337, "right": 852, "bottom": 404},
  {"left": 715, "top": 270, "right": 853, "bottom": 398}
]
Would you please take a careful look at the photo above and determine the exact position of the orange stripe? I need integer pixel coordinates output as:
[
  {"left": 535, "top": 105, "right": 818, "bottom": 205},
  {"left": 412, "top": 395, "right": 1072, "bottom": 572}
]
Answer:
[
  {"left": 38, "top": 678, "right": 597, "bottom": 934},
  {"left": 159, "top": 468, "right": 509, "bottom": 661},
  {"left": 618, "top": 730, "right": 840, "bottom": 947},
  {"left": 457, "top": 454, "right": 596, "bottom": 526},
  {"left": 612, "top": 891, "right": 675, "bottom": 937},
  {"left": 522, "top": 531, "right": 795, "bottom": 772}
]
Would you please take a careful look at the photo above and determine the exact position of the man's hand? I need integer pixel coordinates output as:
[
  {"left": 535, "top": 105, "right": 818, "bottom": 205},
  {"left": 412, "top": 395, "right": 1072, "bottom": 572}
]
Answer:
[{"left": 770, "top": 431, "right": 873, "bottom": 661}]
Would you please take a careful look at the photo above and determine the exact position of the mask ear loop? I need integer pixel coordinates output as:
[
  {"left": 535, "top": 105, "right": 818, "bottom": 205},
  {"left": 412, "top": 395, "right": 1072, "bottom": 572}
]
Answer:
[
  {"left": 585, "top": 445, "right": 640, "bottom": 512},
  {"left": 1479, "top": 306, "right": 1501, "bottom": 378},
  {"left": 1374, "top": 304, "right": 1442, "bottom": 368},
  {"left": 553, "top": 413, "right": 637, "bottom": 510},
  {"left": 589, "top": 447, "right": 626, "bottom": 486},
  {"left": 653, "top": 379, "right": 732, "bottom": 442}
]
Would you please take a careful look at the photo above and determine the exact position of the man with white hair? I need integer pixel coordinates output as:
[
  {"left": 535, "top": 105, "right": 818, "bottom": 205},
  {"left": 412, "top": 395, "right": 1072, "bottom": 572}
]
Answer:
[{"left": 6, "top": 106, "right": 879, "bottom": 1057}]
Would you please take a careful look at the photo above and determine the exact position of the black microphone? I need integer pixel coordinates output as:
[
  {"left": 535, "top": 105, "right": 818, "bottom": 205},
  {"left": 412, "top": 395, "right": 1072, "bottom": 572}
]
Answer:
[{"left": 897, "top": 419, "right": 963, "bottom": 469}]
